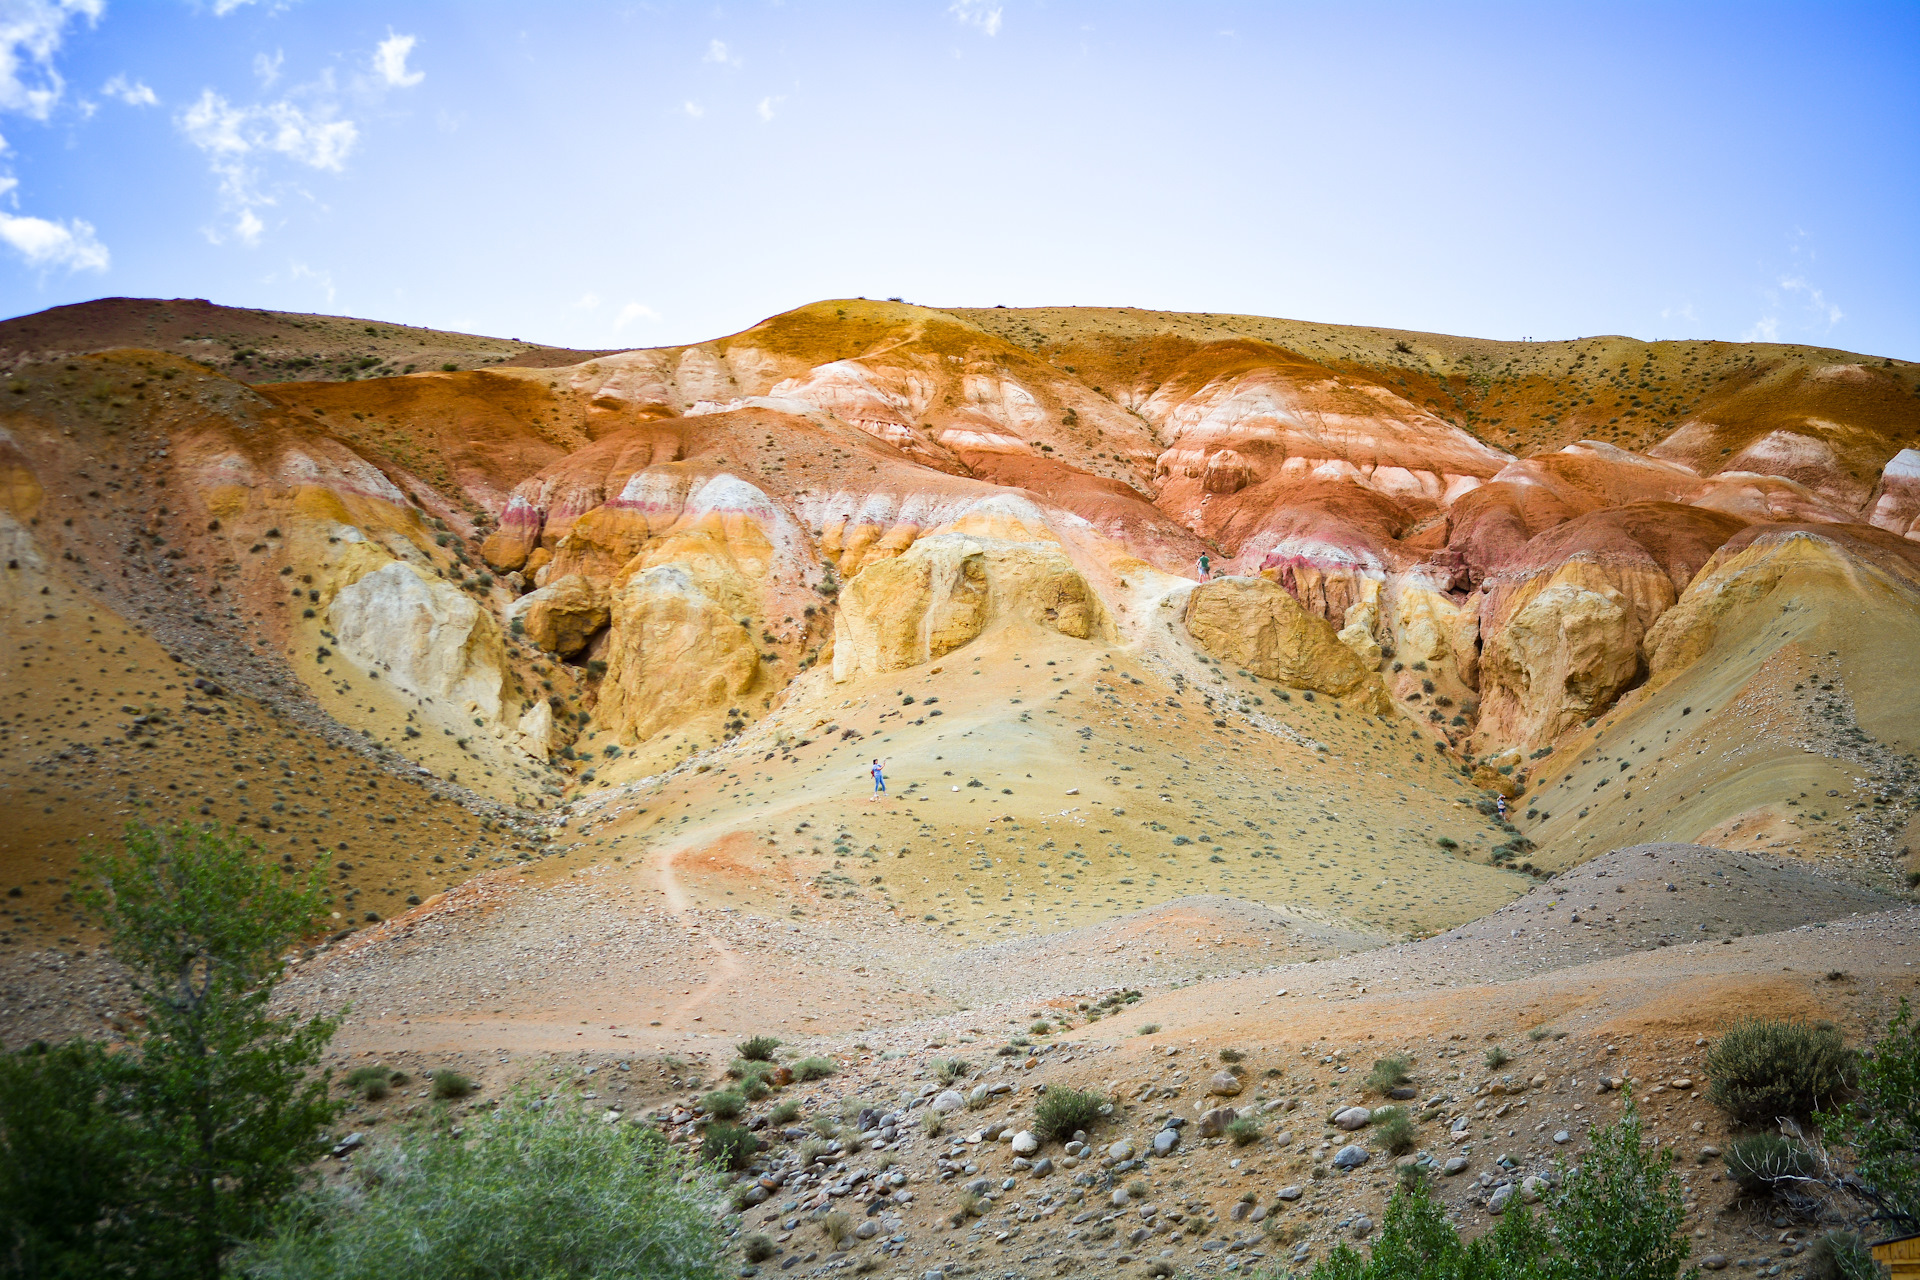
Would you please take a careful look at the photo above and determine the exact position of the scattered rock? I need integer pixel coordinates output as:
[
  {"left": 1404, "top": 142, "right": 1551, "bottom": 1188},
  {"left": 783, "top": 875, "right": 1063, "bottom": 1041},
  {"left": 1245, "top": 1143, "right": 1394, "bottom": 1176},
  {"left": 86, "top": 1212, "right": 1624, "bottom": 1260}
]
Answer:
[
  {"left": 1010, "top": 1130, "right": 1038, "bottom": 1155},
  {"left": 1331, "top": 1144, "right": 1369, "bottom": 1170},
  {"left": 1487, "top": 1184, "right": 1515, "bottom": 1214},
  {"left": 1208, "top": 1071, "right": 1244, "bottom": 1097},
  {"left": 1333, "top": 1106, "right": 1371, "bottom": 1131},
  {"left": 1443, "top": 1157, "right": 1470, "bottom": 1176},
  {"left": 1276, "top": 1185, "right": 1304, "bottom": 1201}
]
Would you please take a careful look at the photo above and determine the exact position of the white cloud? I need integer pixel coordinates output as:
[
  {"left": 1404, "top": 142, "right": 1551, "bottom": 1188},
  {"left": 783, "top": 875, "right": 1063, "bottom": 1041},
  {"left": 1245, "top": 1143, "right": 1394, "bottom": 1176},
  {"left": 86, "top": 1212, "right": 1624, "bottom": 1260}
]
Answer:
[
  {"left": 612, "top": 302, "right": 658, "bottom": 331},
  {"left": 212, "top": 0, "right": 261, "bottom": 13},
  {"left": 574, "top": 292, "right": 599, "bottom": 309},
  {"left": 1742, "top": 317, "right": 1780, "bottom": 344},
  {"left": 1660, "top": 302, "right": 1698, "bottom": 324},
  {"left": 949, "top": 0, "right": 1003, "bottom": 36},
  {"left": 757, "top": 95, "right": 782, "bottom": 122},
  {"left": 288, "top": 260, "right": 335, "bottom": 303},
  {"left": 374, "top": 32, "right": 424, "bottom": 89},
  {"left": 682, "top": 100, "right": 703, "bottom": 118},
  {"left": 703, "top": 38, "right": 739, "bottom": 66},
  {"left": 0, "top": 210, "right": 108, "bottom": 270},
  {"left": 102, "top": 74, "right": 157, "bottom": 107},
  {"left": 254, "top": 50, "right": 283, "bottom": 88},
  {"left": 179, "top": 87, "right": 359, "bottom": 243},
  {"left": 0, "top": 0, "right": 103, "bottom": 120},
  {"left": 1779, "top": 275, "right": 1843, "bottom": 328}
]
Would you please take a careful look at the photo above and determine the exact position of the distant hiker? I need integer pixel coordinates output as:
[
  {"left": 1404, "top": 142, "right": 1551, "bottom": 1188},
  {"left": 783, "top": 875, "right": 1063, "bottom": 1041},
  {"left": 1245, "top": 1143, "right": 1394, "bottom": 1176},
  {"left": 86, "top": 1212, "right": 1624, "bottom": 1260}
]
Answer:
[
  {"left": 1496, "top": 795, "right": 1508, "bottom": 820},
  {"left": 870, "top": 758, "right": 887, "bottom": 801},
  {"left": 1197, "top": 553, "right": 1211, "bottom": 580}
]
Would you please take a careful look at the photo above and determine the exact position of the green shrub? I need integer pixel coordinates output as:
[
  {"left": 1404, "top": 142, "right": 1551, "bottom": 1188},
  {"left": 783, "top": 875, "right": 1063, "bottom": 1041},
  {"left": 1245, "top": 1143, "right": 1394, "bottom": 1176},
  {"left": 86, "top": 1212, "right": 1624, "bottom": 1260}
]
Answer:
[
  {"left": 726, "top": 1057, "right": 774, "bottom": 1082},
  {"left": 740, "top": 1233, "right": 778, "bottom": 1263},
  {"left": 1373, "top": 1106, "right": 1417, "bottom": 1156},
  {"left": 932, "top": 1057, "right": 972, "bottom": 1084},
  {"left": 429, "top": 1070, "right": 474, "bottom": 1101},
  {"left": 1366, "top": 1054, "right": 1412, "bottom": 1095},
  {"left": 819, "top": 1211, "right": 853, "bottom": 1246},
  {"left": 791, "top": 1057, "right": 837, "bottom": 1082},
  {"left": 1707, "top": 1017, "right": 1854, "bottom": 1125},
  {"left": 1029, "top": 1020, "right": 1052, "bottom": 1036},
  {"left": 1725, "top": 1133, "right": 1811, "bottom": 1193},
  {"left": 1803, "top": 1230, "right": 1877, "bottom": 1280},
  {"left": 344, "top": 1066, "right": 391, "bottom": 1101},
  {"left": 1219, "top": 1048, "right": 1244, "bottom": 1064},
  {"left": 701, "top": 1122, "right": 754, "bottom": 1171},
  {"left": 239, "top": 1092, "right": 722, "bottom": 1279},
  {"left": 1138, "top": 1023, "right": 1160, "bottom": 1036},
  {"left": 768, "top": 1100, "right": 800, "bottom": 1125},
  {"left": 920, "top": 1111, "right": 944, "bottom": 1139},
  {"left": 1817, "top": 997, "right": 1919, "bottom": 1230},
  {"left": 1226, "top": 1116, "right": 1262, "bottom": 1147},
  {"left": 1033, "top": 1087, "right": 1106, "bottom": 1142},
  {"left": 740, "top": 1075, "right": 770, "bottom": 1102},
  {"left": 1484, "top": 1045, "right": 1510, "bottom": 1069},
  {"left": 701, "top": 1091, "right": 745, "bottom": 1120},
  {"left": 735, "top": 1035, "right": 781, "bottom": 1062}
]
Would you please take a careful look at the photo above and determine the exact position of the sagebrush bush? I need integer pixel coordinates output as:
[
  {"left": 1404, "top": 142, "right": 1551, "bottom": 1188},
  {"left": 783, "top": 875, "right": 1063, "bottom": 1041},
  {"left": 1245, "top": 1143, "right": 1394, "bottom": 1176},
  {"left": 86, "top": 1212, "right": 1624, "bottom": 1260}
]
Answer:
[
  {"left": 735, "top": 1036, "right": 780, "bottom": 1062},
  {"left": 1227, "top": 1116, "right": 1262, "bottom": 1147},
  {"left": 700, "top": 1122, "right": 754, "bottom": 1171},
  {"left": 1484, "top": 1046, "right": 1510, "bottom": 1070},
  {"left": 344, "top": 1066, "right": 391, "bottom": 1101},
  {"left": 239, "top": 1091, "right": 722, "bottom": 1279},
  {"left": 1707, "top": 1017, "right": 1854, "bottom": 1124},
  {"left": 819, "top": 1211, "right": 852, "bottom": 1246},
  {"left": 1803, "top": 1230, "right": 1876, "bottom": 1280},
  {"left": 740, "top": 1234, "right": 777, "bottom": 1263},
  {"left": 920, "top": 1111, "right": 944, "bottom": 1139},
  {"left": 701, "top": 1091, "right": 744, "bottom": 1120},
  {"left": 1366, "top": 1054, "right": 1412, "bottom": 1094},
  {"left": 791, "top": 1057, "right": 837, "bottom": 1082},
  {"left": 1725, "top": 1133, "right": 1812, "bottom": 1193},
  {"left": 429, "top": 1070, "right": 473, "bottom": 1101},
  {"left": 768, "top": 1100, "right": 800, "bottom": 1125},
  {"left": 932, "top": 1057, "right": 971, "bottom": 1084},
  {"left": 1033, "top": 1087, "right": 1106, "bottom": 1142},
  {"left": 1373, "top": 1106, "right": 1417, "bottom": 1156}
]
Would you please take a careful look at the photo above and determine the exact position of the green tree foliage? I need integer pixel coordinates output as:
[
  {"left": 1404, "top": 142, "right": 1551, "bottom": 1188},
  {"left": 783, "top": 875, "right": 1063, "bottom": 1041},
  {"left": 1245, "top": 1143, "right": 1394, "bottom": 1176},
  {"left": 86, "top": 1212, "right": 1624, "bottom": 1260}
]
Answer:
[
  {"left": 0, "top": 825, "right": 341, "bottom": 1279},
  {"left": 0, "top": 1040, "right": 142, "bottom": 1278},
  {"left": 239, "top": 1092, "right": 724, "bottom": 1280},
  {"left": 1300, "top": 1094, "right": 1692, "bottom": 1280},
  {"left": 1818, "top": 998, "right": 1919, "bottom": 1233}
]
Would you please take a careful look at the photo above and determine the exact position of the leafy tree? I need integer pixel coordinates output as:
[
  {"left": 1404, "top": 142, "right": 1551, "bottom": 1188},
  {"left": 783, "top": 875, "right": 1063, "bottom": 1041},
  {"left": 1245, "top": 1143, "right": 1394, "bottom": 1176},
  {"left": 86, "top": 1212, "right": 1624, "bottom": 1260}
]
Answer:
[
  {"left": 0, "top": 1039, "right": 142, "bottom": 1279},
  {"left": 76, "top": 823, "right": 342, "bottom": 1280},
  {"left": 238, "top": 1091, "right": 724, "bottom": 1280},
  {"left": 1819, "top": 997, "right": 1920, "bottom": 1233}
]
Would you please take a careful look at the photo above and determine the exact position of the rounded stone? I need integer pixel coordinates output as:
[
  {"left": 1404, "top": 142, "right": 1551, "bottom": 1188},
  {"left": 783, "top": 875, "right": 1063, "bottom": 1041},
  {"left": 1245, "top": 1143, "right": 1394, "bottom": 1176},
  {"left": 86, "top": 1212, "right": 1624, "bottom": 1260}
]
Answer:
[{"left": 1331, "top": 1144, "right": 1369, "bottom": 1170}]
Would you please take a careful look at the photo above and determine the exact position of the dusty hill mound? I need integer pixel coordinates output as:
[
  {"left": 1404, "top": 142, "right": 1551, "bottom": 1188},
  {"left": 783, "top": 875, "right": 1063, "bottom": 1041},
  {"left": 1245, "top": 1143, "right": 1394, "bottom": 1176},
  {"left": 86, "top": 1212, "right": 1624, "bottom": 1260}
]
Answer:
[{"left": 0, "top": 296, "right": 621, "bottom": 385}]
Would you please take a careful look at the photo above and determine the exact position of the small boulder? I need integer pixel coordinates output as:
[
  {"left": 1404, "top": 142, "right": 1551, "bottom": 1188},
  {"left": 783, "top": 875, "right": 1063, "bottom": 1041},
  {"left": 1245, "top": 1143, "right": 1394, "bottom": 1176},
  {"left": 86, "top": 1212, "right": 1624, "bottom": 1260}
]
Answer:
[
  {"left": 1443, "top": 1156, "right": 1470, "bottom": 1176},
  {"left": 931, "top": 1090, "right": 965, "bottom": 1114},
  {"left": 1152, "top": 1129, "right": 1180, "bottom": 1156},
  {"left": 1487, "top": 1184, "right": 1514, "bottom": 1215},
  {"left": 1700, "top": 1256, "right": 1729, "bottom": 1272},
  {"left": 1010, "top": 1130, "right": 1038, "bottom": 1155},
  {"left": 1333, "top": 1106, "right": 1372, "bottom": 1131},
  {"left": 1351, "top": 1215, "right": 1374, "bottom": 1240},
  {"left": 1331, "top": 1144, "right": 1369, "bottom": 1170},
  {"left": 1208, "top": 1071, "right": 1244, "bottom": 1097},
  {"left": 1108, "top": 1139, "right": 1134, "bottom": 1161},
  {"left": 1198, "top": 1107, "right": 1240, "bottom": 1139},
  {"left": 1276, "top": 1185, "right": 1304, "bottom": 1201}
]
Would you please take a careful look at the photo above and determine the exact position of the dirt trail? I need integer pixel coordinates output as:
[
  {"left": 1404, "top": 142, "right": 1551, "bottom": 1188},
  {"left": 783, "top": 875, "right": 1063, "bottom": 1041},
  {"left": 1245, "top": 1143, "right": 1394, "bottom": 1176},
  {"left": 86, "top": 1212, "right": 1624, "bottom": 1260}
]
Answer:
[{"left": 651, "top": 836, "right": 746, "bottom": 1033}]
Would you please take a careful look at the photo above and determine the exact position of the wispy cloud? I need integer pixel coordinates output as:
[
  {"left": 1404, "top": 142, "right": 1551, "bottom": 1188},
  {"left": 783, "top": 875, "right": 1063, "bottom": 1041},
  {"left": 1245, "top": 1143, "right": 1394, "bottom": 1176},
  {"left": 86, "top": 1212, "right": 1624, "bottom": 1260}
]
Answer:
[
  {"left": 612, "top": 301, "right": 658, "bottom": 331},
  {"left": 681, "top": 100, "right": 704, "bottom": 119},
  {"left": 0, "top": 209, "right": 108, "bottom": 270},
  {"left": 1742, "top": 316, "right": 1780, "bottom": 344},
  {"left": 373, "top": 32, "right": 424, "bottom": 89},
  {"left": 757, "top": 95, "right": 783, "bottom": 122},
  {"left": 949, "top": 0, "right": 1003, "bottom": 36},
  {"left": 574, "top": 292, "right": 599, "bottom": 309},
  {"left": 212, "top": 0, "right": 261, "bottom": 14},
  {"left": 288, "top": 260, "right": 335, "bottom": 304},
  {"left": 703, "top": 38, "right": 740, "bottom": 67},
  {"left": 1779, "top": 275, "right": 1843, "bottom": 328},
  {"left": 0, "top": 0, "right": 101, "bottom": 120},
  {"left": 179, "top": 87, "right": 359, "bottom": 243},
  {"left": 254, "top": 50, "right": 282, "bottom": 88},
  {"left": 102, "top": 74, "right": 157, "bottom": 107}
]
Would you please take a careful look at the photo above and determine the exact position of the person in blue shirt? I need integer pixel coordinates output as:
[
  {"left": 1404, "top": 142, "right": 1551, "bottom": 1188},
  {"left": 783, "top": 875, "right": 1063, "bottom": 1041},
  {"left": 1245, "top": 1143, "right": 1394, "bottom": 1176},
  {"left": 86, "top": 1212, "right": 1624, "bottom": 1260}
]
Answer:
[{"left": 870, "top": 758, "right": 887, "bottom": 801}]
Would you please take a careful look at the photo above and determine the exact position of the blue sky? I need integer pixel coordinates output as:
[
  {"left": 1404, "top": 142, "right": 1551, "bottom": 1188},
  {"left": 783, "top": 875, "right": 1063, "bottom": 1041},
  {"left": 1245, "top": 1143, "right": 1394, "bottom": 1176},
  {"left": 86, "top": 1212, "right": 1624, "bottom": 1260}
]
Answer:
[{"left": 0, "top": 1, "right": 1915, "bottom": 356}]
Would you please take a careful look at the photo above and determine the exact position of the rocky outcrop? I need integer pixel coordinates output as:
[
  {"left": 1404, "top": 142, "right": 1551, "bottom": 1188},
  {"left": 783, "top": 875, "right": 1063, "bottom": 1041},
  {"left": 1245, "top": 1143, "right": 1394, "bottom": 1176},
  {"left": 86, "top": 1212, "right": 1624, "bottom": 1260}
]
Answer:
[
  {"left": 1477, "top": 565, "right": 1643, "bottom": 748},
  {"left": 1183, "top": 576, "right": 1383, "bottom": 702},
  {"left": 506, "top": 573, "right": 609, "bottom": 657},
  {"left": 1867, "top": 448, "right": 1920, "bottom": 538},
  {"left": 327, "top": 560, "right": 507, "bottom": 722},
  {"left": 596, "top": 563, "right": 762, "bottom": 744},
  {"left": 831, "top": 535, "right": 1103, "bottom": 680}
]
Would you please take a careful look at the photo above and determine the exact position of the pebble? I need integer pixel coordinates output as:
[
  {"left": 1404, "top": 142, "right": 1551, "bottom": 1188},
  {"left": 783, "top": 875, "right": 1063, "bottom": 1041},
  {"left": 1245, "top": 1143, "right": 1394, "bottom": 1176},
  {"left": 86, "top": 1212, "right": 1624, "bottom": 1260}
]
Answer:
[
  {"left": 1331, "top": 1144, "right": 1369, "bottom": 1170},
  {"left": 1112, "top": 1188, "right": 1131, "bottom": 1207},
  {"left": 1108, "top": 1139, "right": 1134, "bottom": 1161},
  {"left": 1552, "top": 1130, "right": 1570, "bottom": 1144},
  {"left": 1443, "top": 1157, "right": 1470, "bottom": 1176},
  {"left": 1030, "top": 1157, "right": 1053, "bottom": 1177},
  {"left": 1152, "top": 1129, "right": 1180, "bottom": 1156},
  {"left": 1010, "top": 1130, "right": 1038, "bottom": 1155},
  {"left": 930, "top": 1090, "right": 965, "bottom": 1114},
  {"left": 1700, "top": 1256, "right": 1729, "bottom": 1271},
  {"left": 1208, "top": 1071, "right": 1244, "bottom": 1097},
  {"left": 1352, "top": 1215, "right": 1373, "bottom": 1239}
]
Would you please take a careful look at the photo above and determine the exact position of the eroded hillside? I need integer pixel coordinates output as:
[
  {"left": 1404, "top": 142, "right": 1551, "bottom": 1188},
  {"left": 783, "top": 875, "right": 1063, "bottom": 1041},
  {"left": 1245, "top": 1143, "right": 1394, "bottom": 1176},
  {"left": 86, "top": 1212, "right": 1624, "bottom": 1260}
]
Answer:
[{"left": 3, "top": 297, "right": 1918, "bottom": 960}]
